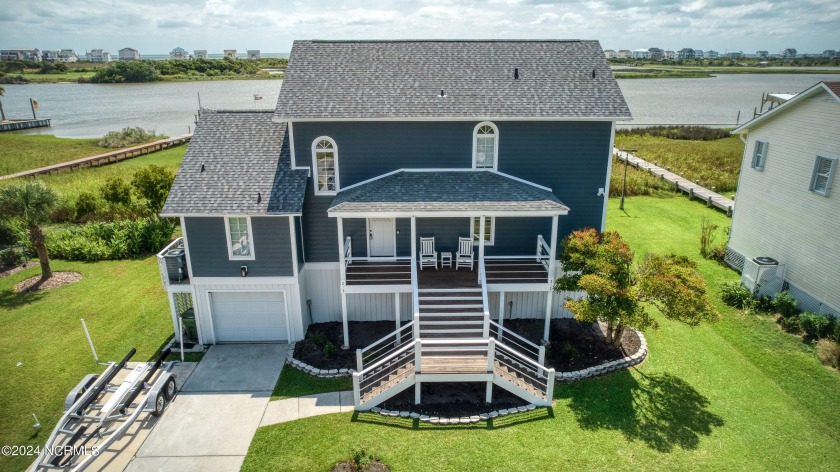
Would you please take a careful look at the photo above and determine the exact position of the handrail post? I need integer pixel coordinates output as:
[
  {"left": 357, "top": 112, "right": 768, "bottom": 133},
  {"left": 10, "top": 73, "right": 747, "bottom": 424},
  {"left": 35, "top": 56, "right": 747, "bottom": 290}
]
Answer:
[
  {"left": 356, "top": 349, "right": 363, "bottom": 372},
  {"left": 546, "top": 368, "right": 555, "bottom": 404},
  {"left": 413, "top": 313, "right": 420, "bottom": 340},
  {"left": 538, "top": 345, "right": 546, "bottom": 377},
  {"left": 352, "top": 372, "right": 361, "bottom": 407},
  {"left": 487, "top": 338, "right": 495, "bottom": 372},
  {"left": 414, "top": 339, "right": 422, "bottom": 373},
  {"left": 482, "top": 311, "right": 490, "bottom": 338}
]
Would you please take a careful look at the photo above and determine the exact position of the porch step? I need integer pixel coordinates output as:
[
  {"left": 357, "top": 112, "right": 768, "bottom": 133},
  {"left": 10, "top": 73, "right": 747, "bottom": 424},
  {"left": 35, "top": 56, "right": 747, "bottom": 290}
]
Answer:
[
  {"left": 418, "top": 288, "right": 481, "bottom": 293},
  {"left": 419, "top": 303, "right": 483, "bottom": 310},
  {"left": 418, "top": 296, "right": 483, "bottom": 301}
]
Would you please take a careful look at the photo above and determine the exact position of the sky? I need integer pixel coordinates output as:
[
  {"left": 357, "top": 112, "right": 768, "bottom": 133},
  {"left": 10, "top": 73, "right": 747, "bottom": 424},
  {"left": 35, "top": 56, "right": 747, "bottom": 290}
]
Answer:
[{"left": 1, "top": 0, "right": 838, "bottom": 55}]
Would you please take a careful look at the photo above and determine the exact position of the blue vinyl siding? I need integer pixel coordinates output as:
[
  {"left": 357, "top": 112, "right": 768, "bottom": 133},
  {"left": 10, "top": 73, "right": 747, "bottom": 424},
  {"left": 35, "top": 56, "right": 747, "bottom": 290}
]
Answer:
[
  {"left": 293, "top": 120, "right": 611, "bottom": 261},
  {"left": 295, "top": 216, "right": 305, "bottom": 269},
  {"left": 342, "top": 218, "right": 367, "bottom": 258},
  {"left": 185, "top": 216, "right": 293, "bottom": 277},
  {"left": 416, "top": 218, "right": 471, "bottom": 254},
  {"left": 396, "top": 218, "right": 411, "bottom": 257}
]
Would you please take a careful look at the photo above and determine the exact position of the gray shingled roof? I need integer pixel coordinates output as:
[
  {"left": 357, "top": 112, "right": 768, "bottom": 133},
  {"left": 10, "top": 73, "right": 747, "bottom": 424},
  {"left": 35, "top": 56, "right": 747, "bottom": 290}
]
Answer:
[
  {"left": 161, "top": 110, "right": 308, "bottom": 216},
  {"left": 275, "top": 40, "right": 632, "bottom": 120},
  {"left": 328, "top": 171, "right": 570, "bottom": 214}
]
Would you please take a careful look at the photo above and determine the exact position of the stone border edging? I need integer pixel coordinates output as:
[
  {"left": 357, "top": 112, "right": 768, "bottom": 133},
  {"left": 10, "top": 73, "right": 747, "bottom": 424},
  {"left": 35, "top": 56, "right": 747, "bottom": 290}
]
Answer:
[
  {"left": 285, "top": 342, "right": 355, "bottom": 378},
  {"left": 556, "top": 329, "right": 648, "bottom": 382},
  {"left": 367, "top": 403, "right": 539, "bottom": 425}
]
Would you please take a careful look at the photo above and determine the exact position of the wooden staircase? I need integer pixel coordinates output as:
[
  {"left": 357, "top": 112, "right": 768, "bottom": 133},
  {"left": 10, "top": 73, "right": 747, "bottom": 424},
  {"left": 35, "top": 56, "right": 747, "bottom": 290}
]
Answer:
[{"left": 417, "top": 288, "right": 485, "bottom": 338}]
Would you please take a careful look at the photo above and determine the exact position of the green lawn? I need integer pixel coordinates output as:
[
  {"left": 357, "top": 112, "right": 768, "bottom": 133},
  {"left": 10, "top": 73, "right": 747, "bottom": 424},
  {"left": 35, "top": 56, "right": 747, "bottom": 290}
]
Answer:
[
  {"left": 0, "top": 258, "right": 174, "bottom": 472},
  {"left": 244, "top": 196, "right": 840, "bottom": 472},
  {"left": 0, "top": 134, "right": 106, "bottom": 176},
  {"left": 272, "top": 364, "right": 353, "bottom": 400},
  {"left": 19, "top": 71, "right": 95, "bottom": 82}
]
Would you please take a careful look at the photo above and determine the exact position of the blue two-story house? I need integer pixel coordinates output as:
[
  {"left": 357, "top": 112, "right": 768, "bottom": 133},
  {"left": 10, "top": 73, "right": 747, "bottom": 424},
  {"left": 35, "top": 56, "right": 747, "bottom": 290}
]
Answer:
[{"left": 160, "top": 40, "right": 631, "bottom": 408}]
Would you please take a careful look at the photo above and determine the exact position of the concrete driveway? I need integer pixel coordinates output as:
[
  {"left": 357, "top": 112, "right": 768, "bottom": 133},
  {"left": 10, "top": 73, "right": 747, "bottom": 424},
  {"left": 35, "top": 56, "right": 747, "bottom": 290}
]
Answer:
[{"left": 125, "top": 344, "right": 287, "bottom": 472}]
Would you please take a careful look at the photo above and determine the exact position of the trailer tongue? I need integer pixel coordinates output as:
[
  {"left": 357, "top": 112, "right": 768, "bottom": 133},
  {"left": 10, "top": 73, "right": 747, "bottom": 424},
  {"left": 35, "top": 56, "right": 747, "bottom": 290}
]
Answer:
[{"left": 32, "top": 348, "right": 177, "bottom": 471}]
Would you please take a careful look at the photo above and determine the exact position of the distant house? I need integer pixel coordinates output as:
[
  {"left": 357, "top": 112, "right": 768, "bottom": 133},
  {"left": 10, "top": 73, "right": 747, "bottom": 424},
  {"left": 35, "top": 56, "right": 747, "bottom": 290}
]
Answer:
[
  {"left": 58, "top": 49, "right": 78, "bottom": 62},
  {"left": 728, "top": 81, "right": 840, "bottom": 317},
  {"left": 663, "top": 50, "right": 676, "bottom": 60},
  {"left": 194, "top": 50, "right": 208, "bottom": 59},
  {"left": 224, "top": 49, "right": 237, "bottom": 59},
  {"left": 677, "top": 48, "right": 695, "bottom": 60},
  {"left": 648, "top": 47, "right": 664, "bottom": 60},
  {"left": 617, "top": 49, "right": 632, "bottom": 59},
  {"left": 603, "top": 49, "right": 616, "bottom": 59},
  {"left": 85, "top": 49, "right": 112, "bottom": 62},
  {"left": 725, "top": 51, "right": 743, "bottom": 59},
  {"left": 822, "top": 50, "right": 837, "bottom": 59},
  {"left": 119, "top": 48, "right": 141, "bottom": 61},
  {"left": 42, "top": 49, "right": 61, "bottom": 62},
  {"left": 693, "top": 49, "right": 704, "bottom": 59},
  {"left": 1, "top": 48, "right": 41, "bottom": 61},
  {"left": 704, "top": 50, "right": 719, "bottom": 59},
  {"left": 247, "top": 49, "right": 260, "bottom": 59},
  {"left": 170, "top": 47, "right": 190, "bottom": 60},
  {"left": 756, "top": 51, "right": 769, "bottom": 59},
  {"left": 632, "top": 48, "right": 651, "bottom": 59},
  {"left": 782, "top": 48, "right": 797, "bottom": 59}
]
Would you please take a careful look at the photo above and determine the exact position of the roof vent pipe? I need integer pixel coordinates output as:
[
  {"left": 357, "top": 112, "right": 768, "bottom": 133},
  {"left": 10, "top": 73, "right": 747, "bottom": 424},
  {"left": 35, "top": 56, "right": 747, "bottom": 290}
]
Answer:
[
  {"left": 592, "top": 69, "right": 596, "bottom": 78},
  {"left": 514, "top": 68, "right": 519, "bottom": 79},
  {"left": 257, "top": 192, "right": 262, "bottom": 203},
  {"left": 200, "top": 164, "right": 205, "bottom": 172},
  {"left": 439, "top": 89, "right": 446, "bottom": 98}
]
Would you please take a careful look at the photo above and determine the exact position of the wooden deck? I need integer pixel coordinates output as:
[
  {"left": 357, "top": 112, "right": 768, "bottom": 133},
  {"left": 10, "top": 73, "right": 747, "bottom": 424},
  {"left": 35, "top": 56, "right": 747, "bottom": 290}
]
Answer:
[
  {"left": 614, "top": 147, "right": 735, "bottom": 216},
  {"left": 345, "top": 259, "right": 549, "bottom": 288},
  {"left": 346, "top": 260, "right": 412, "bottom": 286}
]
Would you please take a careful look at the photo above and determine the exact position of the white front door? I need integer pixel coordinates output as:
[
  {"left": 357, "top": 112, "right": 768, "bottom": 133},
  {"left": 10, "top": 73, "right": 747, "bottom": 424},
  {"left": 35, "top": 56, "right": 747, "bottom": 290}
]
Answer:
[{"left": 369, "top": 218, "right": 395, "bottom": 257}]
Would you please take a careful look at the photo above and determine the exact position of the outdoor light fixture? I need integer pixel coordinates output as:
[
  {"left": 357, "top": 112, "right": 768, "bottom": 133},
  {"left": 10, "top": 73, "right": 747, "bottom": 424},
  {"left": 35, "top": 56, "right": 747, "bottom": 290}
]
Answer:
[
  {"left": 240, "top": 266, "right": 248, "bottom": 277},
  {"left": 597, "top": 188, "right": 605, "bottom": 197}
]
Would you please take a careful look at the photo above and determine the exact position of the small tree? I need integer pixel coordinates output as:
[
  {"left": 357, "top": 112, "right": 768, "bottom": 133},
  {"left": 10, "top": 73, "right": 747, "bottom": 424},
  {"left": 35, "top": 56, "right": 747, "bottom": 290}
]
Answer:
[
  {"left": 555, "top": 228, "right": 718, "bottom": 347},
  {"left": 101, "top": 176, "right": 133, "bottom": 206},
  {"left": 131, "top": 165, "right": 175, "bottom": 214},
  {"left": 0, "top": 181, "right": 58, "bottom": 281}
]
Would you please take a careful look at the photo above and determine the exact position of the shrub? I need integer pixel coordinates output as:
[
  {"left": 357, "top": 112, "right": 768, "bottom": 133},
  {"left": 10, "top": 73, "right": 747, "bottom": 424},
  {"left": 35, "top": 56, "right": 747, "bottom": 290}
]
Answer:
[
  {"left": 0, "top": 247, "right": 23, "bottom": 267},
  {"left": 816, "top": 339, "right": 840, "bottom": 369},
  {"left": 90, "top": 61, "right": 161, "bottom": 83},
  {"left": 47, "top": 217, "right": 176, "bottom": 261},
  {"left": 74, "top": 192, "right": 99, "bottom": 220},
  {"left": 98, "top": 127, "right": 165, "bottom": 148},
  {"left": 131, "top": 165, "right": 175, "bottom": 213},
  {"left": 49, "top": 199, "right": 76, "bottom": 223},
  {"left": 798, "top": 312, "right": 833, "bottom": 339},
  {"left": 779, "top": 315, "right": 801, "bottom": 335},
  {"left": 322, "top": 341, "right": 336, "bottom": 359},
  {"left": 772, "top": 291, "right": 799, "bottom": 318},
  {"left": 308, "top": 331, "right": 327, "bottom": 348},
  {"left": 101, "top": 177, "right": 133, "bottom": 206},
  {"left": 699, "top": 217, "right": 719, "bottom": 258},
  {"left": 721, "top": 281, "right": 754, "bottom": 309},
  {"left": 835, "top": 322, "right": 840, "bottom": 344},
  {"left": 0, "top": 219, "right": 21, "bottom": 246}
]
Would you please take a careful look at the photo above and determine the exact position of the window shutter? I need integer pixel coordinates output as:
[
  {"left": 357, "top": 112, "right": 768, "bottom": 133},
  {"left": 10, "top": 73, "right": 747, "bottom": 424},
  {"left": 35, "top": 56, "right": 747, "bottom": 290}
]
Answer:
[
  {"left": 811, "top": 156, "right": 837, "bottom": 197},
  {"left": 752, "top": 141, "right": 767, "bottom": 170}
]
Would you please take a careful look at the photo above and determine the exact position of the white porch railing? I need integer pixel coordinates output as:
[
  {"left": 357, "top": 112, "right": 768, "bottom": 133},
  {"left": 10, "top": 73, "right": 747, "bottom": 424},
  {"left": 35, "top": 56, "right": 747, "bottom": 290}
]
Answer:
[
  {"left": 156, "top": 237, "right": 187, "bottom": 290},
  {"left": 356, "top": 321, "right": 416, "bottom": 372},
  {"left": 479, "top": 257, "right": 490, "bottom": 338},
  {"left": 488, "top": 320, "right": 545, "bottom": 364},
  {"left": 537, "top": 235, "right": 551, "bottom": 271},
  {"left": 344, "top": 236, "right": 352, "bottom": 267}
]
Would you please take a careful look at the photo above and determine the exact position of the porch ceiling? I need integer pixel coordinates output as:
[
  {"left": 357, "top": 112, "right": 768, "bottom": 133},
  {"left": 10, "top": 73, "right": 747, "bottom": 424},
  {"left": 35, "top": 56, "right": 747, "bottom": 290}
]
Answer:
[{"left": 327, "top": 170, "right": 570, "bottom": 216}]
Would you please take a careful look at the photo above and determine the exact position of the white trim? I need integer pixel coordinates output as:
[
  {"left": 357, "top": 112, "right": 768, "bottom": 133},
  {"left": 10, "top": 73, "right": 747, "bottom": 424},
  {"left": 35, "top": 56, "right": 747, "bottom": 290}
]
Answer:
[
  {"left": 224, "top": 216, "right": 256, "bottom": 261},
  {"left": 296, "top": 216, "right": 306, "bottom": 264},
  {"left": 472, "top": 121, "right": 499, "bottom": 171},
  {"left": 471, "top": 216, "right": 495, "bottom": 246},
  {"left": 302, "top": 262, "right": 340, "bottom": 270},
  {"left": 289, "top": 216, "right": 299, "bottom": 280},
  {"left": 732, "top": 82, "right": 840, "bottom": 134},
  {"left": 330, "top": 209, "right": 569, "bottom": 218},
  {"left": 191, "top": 276, "right": 299, "bottom": 285},
  {"left": 601, "top": 121, "right": 616, "bottom": 231},
  {"left": 337, "top": 168, "right": 553, "bottom": 193},
  {"left": 312, "top": 136, "right": 339, "bottom": 195},
  {"left": 366, "top": 218, "right": 397, "bottom": 258},
  {"left": 288, "top": 121, "right": 297, "bottom": 168},
  {"left": 179, "top": 216, "right": 196, "bottom": 288},
  {"left": 207, "top": 289, "right": 291, "bottom": 343},
  {"left": 277, "top": 116, "right": 632, "bottom": 123},
  {"left": 162, "top": 212, "right": 302, "bottom": 218}
]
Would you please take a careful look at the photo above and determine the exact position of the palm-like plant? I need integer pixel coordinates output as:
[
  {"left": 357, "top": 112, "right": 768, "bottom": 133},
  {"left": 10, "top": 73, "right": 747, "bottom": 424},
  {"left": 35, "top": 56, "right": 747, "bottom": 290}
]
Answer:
[{"left": 0, "top": 181, "right": 58, "bottom": 280}]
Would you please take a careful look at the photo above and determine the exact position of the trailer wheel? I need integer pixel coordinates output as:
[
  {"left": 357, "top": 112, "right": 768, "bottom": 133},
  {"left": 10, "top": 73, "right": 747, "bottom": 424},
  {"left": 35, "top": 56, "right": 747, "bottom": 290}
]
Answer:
[
  {"left": 151, "top": 391, "right": 167, "bottom": 417},
  {"left": 163, "top": 376, "right": 177, "bottom": 400}
]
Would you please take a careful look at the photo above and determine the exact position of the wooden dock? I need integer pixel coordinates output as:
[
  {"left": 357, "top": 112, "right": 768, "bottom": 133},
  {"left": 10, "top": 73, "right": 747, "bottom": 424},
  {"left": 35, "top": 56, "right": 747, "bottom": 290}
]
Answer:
[
  {"left": 0, "top": 135, "right": 192, "bottom": 180},
  {"left": 613, "top": 147, "right": 735, "bottom": 216},
  {"left": 0, "top": 118, "right": 51, "bottom": 132}
]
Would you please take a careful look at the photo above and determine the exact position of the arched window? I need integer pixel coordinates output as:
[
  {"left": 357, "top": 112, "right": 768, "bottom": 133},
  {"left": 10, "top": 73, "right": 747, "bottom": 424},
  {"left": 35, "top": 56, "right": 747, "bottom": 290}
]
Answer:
[
  {"left": 312, "top": 137, "right": 339, "bottom": 194},
  {"left": 473, "top": 122, "right": 498, "bottom": 170}
]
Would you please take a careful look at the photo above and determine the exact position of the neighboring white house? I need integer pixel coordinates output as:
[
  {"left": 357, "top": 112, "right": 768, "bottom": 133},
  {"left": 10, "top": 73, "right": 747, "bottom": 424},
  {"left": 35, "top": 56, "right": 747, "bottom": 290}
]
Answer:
[
  {"left": 603, "top": 49, "right": 616, "bottom": 59},
  {"left": 170, "top": 47, "right": 190, "bottom": 60},
  {"left": 617, "top": 49, "right": 632, "bottom": 59},
  {"left": 119, "top": 47, "right": 140, "bottom": 61},
  {"left": 194, "top": 50, "right": 208, "bottom": 59},
  {"left": 704, "top": 50, "right": 719, "bottom": 59},
  {"left": 85, "top": 49, "right": 112, "bottom": 62},
  {"left": 224, "top": 49, "right": 237, "bottom": 59},
  {"left": 58, "top": 49, "right": 78, "bottom": 62},
  {"left": 42, "top": 49, "right": 61, "bottom": 61},
  {"left": 632, "top": 48, "right": 651, "bottom": 59},
  {"left": 728, "top": 81, "right": 840, "bottom": 317},
  {"left": 247, "top": 49, "right": 260, "bottom": 59}
]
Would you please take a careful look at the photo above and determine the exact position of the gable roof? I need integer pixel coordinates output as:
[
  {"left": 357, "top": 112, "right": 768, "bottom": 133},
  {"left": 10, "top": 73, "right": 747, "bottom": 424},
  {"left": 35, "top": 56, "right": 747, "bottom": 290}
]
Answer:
[
  {"left": 328, "top": 170, "right": 570, "bottom": 216},
  {"left": 275, "top": 40, "right": 631, "bottom": 121},
  {"left": 161, "top": 110, "right": 308, "bottom": 216},
  {"left": 732, "top": 81, "right": 840, "bottom": 134}
]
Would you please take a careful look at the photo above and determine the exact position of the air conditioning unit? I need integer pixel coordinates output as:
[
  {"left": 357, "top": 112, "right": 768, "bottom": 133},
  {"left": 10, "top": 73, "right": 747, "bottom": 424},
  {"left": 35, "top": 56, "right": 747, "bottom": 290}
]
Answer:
[{"left": 741, "top": 256, "right": 785, "bottom": 297}]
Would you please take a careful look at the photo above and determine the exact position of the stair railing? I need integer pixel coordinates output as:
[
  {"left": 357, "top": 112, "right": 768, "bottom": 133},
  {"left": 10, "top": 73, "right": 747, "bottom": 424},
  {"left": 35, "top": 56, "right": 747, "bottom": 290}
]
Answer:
[
  {"left": 356, "top": 321, "right": 416, "bottom": 372},
  {"left": 479, "top": 257, "right": 490, "bottom": 338},
  {"left": 353, "top": 339, "right": 417, "bottom": 407},
  {"left": 493, "top": 339, "right": 555, "bottom": 403}
]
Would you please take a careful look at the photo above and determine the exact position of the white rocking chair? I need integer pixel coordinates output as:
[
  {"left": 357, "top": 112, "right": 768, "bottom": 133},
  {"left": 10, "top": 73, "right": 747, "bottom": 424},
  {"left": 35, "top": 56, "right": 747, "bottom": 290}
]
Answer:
[
  {"left": 419, "top": 237, "right": 438, "bottom": 270},
  {"left": 456, "top": 237, "right": 474, "bottom": 271}
]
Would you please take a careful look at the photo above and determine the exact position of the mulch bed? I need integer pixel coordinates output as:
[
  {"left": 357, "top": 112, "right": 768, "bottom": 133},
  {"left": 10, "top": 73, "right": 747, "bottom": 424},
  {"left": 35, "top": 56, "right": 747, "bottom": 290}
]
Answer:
[
  {"left": 14, "top": 271, "right": 82, "bottom": 293},
  {"left": 502, "top": 318, "right": 641, "bottom": 371},
  {"left": 0, "top": 261, "right": 37, "bottom": 279},
  {"left": 294, "top": 321, "right": 398, "bottom": 370},
  {"left": 379, "top": 382, "right": 525, "bottom": 418}
]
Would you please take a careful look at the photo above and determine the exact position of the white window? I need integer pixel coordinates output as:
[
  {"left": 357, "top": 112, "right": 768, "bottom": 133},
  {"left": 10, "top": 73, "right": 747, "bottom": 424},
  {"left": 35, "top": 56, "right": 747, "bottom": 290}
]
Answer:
[
  {"left": 473, "top": 122, "right": 498, "bottom": 170},
  {"left": 810, "top": 155, "right": 837, "bottom": 197},
  {"left": 751, "top": 140, "right": 768, "bottom": 170},
  {"left": 471, "top": 217, "right": 495, "bottom": 246},
  {"left": 225, "top": 217, "right": 255, "bottom": 260},
  {"left": 312, "top": 137, "right": 338, "bottom": 194}
]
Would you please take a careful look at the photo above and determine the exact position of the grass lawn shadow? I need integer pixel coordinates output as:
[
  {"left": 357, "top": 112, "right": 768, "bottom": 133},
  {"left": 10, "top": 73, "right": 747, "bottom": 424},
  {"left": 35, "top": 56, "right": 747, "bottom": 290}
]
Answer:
[
  {"left": 559, "top": 369, "right": 724, "bottom": 452},
  {"left": 0, "top": 287, "right": 45, "bottom": 309}
]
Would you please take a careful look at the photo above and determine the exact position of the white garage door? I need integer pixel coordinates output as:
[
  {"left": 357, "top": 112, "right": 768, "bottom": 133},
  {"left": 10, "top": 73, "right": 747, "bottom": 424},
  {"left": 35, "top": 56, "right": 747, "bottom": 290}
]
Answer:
[{"left": 211, "top": 292, "right": 288, "bottom": 342}]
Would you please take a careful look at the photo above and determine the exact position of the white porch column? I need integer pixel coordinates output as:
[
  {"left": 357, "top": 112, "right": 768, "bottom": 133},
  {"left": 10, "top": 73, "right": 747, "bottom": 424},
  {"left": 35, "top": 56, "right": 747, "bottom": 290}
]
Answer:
[
  {"left": 478, "top": 215, "right": 486, "bottom": 283},
  {"left": 544, "top": 215, "right": 559, "bottom": 342},
  {"left": 394, "top": 292, "right": 401, "bottom": 333},
  {"left": 337, "top": 217, "right": 349, "bottom": 349},
  {"left": 410, "top": 216, "right": 417, "bottom": 265},
  {"left": 498, "top": 291, "right": 506, "bottom": 340},
  {"left": 167, "top": 292, "right": 180, "bottom": 341}
]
